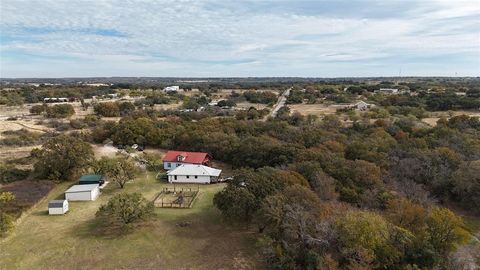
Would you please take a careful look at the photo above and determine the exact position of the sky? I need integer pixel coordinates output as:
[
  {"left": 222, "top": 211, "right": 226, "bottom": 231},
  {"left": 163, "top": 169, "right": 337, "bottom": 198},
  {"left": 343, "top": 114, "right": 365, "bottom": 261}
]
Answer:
[{"left": 0, "top": 0, "right": 479, "bottom": 78}]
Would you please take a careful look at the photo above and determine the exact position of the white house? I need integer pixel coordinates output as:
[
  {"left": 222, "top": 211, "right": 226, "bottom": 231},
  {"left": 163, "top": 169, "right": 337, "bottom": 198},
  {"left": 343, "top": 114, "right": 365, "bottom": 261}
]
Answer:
[
  {"left": 48, "top": 200, "right": 69, "bottom": 215},
  {"left": 163, "top": 86, "right": 180, "bottom": 92},
  {"left": 65, "top": 184, "right": 100, "bottom": 201},
  {"left": 167, "top": 164, "right": 222, "bottom": 184}
]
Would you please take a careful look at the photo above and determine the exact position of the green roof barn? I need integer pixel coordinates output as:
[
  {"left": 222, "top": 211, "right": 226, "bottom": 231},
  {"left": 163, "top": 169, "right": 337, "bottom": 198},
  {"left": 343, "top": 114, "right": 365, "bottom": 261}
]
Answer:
[{"left": 78, "top": 174, "right": 105, "bottom": 186}]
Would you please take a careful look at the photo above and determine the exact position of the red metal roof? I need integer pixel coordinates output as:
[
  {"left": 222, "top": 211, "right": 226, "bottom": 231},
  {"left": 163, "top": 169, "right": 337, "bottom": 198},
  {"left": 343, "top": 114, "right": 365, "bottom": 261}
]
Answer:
[{"left": 163, "top": 150, "right": 210, "bottom": 164}]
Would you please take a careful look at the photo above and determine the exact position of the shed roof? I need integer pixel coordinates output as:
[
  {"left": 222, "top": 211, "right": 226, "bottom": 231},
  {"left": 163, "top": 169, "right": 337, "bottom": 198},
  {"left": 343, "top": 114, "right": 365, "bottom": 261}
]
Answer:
[
  {"left": 49, "top": 200, "right": 66, "bottom": 208},
  {"left": 167, "top": 164, "right": 221, "bottom": 177},
  {"left": 65, "top": 184, "right": 99, "bottom": 193},
  {"left": 79, "top": 174, "right": 103, "bottom": 182}
]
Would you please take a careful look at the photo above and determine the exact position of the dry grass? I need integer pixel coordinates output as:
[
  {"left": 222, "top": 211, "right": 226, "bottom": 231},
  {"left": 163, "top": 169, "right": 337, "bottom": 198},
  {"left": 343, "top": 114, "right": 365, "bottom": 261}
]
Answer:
[
  {"left": 0, "top": 172, "right": 260, "bottom": 270},
  {"left": 422, "top": 110, "right": 480, "bottom": 127},
  {"left": 289, "top": 103, "right": 346, "bottom": 116}
]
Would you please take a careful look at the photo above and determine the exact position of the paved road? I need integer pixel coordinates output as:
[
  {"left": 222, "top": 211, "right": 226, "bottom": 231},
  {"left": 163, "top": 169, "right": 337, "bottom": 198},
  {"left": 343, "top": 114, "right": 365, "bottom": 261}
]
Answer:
[{"left": 270, "top": 87, "right": 292, "bottom": 118}]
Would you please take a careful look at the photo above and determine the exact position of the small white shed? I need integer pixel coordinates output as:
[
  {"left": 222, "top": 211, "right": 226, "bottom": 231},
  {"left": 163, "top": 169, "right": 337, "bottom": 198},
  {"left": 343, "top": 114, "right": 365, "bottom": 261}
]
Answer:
[
  {"left": 48, "top": 200, "right": 69, "bottom": 215},
  {"left": 65, "top": 184, "right": 100, "bottom": 201}
]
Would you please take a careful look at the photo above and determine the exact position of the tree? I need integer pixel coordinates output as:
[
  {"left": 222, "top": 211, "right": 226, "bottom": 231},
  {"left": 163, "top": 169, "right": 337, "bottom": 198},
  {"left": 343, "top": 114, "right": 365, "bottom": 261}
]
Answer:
[
  {"left": 33, "top": 135, "right": 94, "bottom": 181},
  {"left": 96, "top": 193, "right": 153, "bottom": 230},
  {"left": 213, "top": 185, "right": 257, "bottom": 224},
  {"left": 309, "top": 170, "right": 338, "bottom": 201},
  {"left": 385, "top": 198, "right": 427, "bottom": 235},
  {"left": 91, "top": 156, "right": 118, "bottom": 174},
  {"left": 106, "top": 157, "right": 138, "bottom": 188},
  {"left": 94, "top": 102, "right": 120, "bottom": 117},
  {"left": 336, "top": 211, "right": 392, "bottom": 267},
  {"left": 426, "top": 208, "right": 468, "bottom": 254},
  {"left": 45, "top": 104, "right": 75, "bottom": 118},
  {"left": 257, "top": 185, "right": 329, "bottom": 269},
  {"left": 452, "top": 160, "right": 480, "bottom": 212}
]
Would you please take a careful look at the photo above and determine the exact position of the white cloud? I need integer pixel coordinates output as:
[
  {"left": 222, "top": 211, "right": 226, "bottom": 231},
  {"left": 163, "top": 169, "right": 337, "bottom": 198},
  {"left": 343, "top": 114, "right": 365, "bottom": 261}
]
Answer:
[{"left": 0, "top": 0, "right": 479, "bottom": 77}]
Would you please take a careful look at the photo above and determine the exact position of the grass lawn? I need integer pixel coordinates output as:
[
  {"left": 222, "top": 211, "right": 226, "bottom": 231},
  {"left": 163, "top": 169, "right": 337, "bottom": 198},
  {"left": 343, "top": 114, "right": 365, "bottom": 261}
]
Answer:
[{"left": 0, "top": 172, "right": 261, "bottom": 270}]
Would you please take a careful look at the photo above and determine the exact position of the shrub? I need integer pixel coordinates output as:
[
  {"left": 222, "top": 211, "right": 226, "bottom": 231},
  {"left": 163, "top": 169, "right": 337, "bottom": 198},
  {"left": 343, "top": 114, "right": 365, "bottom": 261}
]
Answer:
[
  {"left": 69, "top": 119, "right": 87, "bottom": 129},
  {"left": 94, "top": 102, "right": 120, "bottom": 117},
  {"left": 45, "top": 104, "right": 75, "bottom": 118},
  {"left": 0, "top": 212, "right": 15, "bottom": 236},
  {"left": 30, "top": 104, "right": 46, "bottom": 115}
]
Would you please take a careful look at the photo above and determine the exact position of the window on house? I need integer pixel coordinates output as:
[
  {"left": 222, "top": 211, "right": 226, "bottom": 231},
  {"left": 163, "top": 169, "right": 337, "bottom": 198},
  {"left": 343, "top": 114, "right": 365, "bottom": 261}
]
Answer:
[
  {"left": 174, "top": 176, "right": 177, "bottom": 180},
  {"left": 195, "top": 176, "right": 198, "bottom": 179},
  {"left": 187, "top": 176, "right": 190, "bottom": 179},
  {"left": 167, "top": 163, "right": 171, "bottom": 167},
  {"left": 177, "top": 163, "right": 181, "bottom": 167}
]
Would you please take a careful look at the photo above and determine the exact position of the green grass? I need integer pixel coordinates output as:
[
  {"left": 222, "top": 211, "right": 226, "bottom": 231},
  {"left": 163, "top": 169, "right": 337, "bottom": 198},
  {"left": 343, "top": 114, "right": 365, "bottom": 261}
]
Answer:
[{"left": 0, "top": 172, "right": 260, "bottom": 269}]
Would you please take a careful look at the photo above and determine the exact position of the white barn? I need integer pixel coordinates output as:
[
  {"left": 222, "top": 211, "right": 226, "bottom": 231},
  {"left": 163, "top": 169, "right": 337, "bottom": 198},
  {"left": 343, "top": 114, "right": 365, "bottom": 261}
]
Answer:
[
  {"left": 65, "top": 184, "right": 100, "bottom": 201},
  {"left": 48, "top": 200, "right": 69, "bottom": 215},
  {"left": 167, "top": 164, "right": 222, "bottom": 184}
]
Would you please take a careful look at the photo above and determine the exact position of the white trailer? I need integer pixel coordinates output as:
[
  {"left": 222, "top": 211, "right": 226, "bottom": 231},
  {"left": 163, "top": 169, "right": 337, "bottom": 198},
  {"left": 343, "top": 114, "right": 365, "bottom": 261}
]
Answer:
[{"left": 65, "top": 184, "right": 100, "bottom": 201}]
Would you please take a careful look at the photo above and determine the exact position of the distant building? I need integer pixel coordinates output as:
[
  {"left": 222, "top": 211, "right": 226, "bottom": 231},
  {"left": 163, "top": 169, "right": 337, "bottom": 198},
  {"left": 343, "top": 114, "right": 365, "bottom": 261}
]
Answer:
[
  {"left": 85, "top": 83, "right": 110, "bottom": 87},
  {"left": 354, "top": 101, "right": 372, "bottom": 111},
  {"left": 44, "top": 97, "right": 69, "bottom": 103},
  {"left": 375, "top": 88, "right": 399, "bottom": 94},
  {"left": 65, "top": 184, "right": 100, "bottom": 201},
  {"left": 167, "top": 164, "right": 222, "bottom": 184},
  {"left": 163, "top": 86, "right": 180, "bottom": 92},
  {"left": 163, "top": 150, "right": 211, "bottom": 170}
]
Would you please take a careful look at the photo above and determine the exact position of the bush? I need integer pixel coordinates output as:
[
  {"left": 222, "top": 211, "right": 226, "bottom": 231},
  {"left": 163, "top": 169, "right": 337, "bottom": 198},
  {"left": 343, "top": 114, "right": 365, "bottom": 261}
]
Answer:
[
  {"left": 94, "top": 102, "right": 120, "bottom": 117},
  {"left": 45, "top": 104, "right": 75, "bottom": 118},
  {"left": 0, "top": 164, "right": 30, "bottom": 183},
  {"left": 30, "top": 104, "right": 46, "bottom": 115},
  {"left": 0, "top": 212, "right": 15, "bottom": 236},
  {"left": 0, "top": 129, "right": 41, "bottom": 146},
  {"left": 96, "top": 193, "right": 154, "bottom": 231},
  {"left": 69, "top": 119, "right": 87, "bottom": 129}
]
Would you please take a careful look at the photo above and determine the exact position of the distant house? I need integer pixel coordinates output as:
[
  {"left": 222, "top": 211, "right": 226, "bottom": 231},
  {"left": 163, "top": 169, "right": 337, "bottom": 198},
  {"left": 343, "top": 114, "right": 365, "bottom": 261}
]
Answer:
[
  {"left": 163, "top": 86, "right": 180, "bottom": 92},
  {"left": 65, "top": 184, "right": 100, "bottom": 201},
  {"left": 375, "top": 88, "right": 399, "bottom": 94},
  {"left": 44, "top": 97, "right": 69, "bottom": 103},
  {"left": 167, "top": 164, "right": 222, "bottom": 184},
  {"left": 163, "top": 150, "right": 211, "bottom": 170},
  {"left": 78, "top": 174, "right": 105, "bottom": 186},
  {"left": 48, "top": 200, "right": 69, "bottom": 215},
  {"left": 354, "top": 101, "right": 372, "bottom": 111}
]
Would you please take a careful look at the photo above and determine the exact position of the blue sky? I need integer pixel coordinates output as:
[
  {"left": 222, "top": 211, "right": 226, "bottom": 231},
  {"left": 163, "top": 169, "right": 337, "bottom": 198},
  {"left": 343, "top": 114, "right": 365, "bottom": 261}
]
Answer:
[{"left": 0, "top": 0, "right": 479, "bottom": 77}]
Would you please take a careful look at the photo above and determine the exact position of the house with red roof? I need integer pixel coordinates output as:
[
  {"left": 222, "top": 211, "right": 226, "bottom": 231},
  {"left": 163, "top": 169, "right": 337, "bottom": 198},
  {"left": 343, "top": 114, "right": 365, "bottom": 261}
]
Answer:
[{"left": 163, "top": 150, "right": 212, "bottom": 170}]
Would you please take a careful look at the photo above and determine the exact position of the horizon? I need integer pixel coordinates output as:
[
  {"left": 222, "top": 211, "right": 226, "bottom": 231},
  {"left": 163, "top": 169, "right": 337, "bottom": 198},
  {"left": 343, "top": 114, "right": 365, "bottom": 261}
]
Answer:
[{"left": 1, "top": 0, "right": 480, "bottom": 77}]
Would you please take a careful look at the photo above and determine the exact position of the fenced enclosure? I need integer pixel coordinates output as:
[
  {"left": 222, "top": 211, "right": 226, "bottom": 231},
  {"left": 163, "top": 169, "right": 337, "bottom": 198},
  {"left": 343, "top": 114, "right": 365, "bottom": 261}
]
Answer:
[{"left": 153, "top": 186, "right": 199, "bottom": 208}]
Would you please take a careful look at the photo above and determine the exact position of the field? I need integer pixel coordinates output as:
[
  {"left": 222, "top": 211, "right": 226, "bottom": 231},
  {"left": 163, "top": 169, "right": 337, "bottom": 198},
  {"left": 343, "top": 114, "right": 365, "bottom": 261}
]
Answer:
[
  {"left": 288, "top": 103, "right": 347, "bottom": 116},
  {"left": 421, "top": 110, "right": 480, "bottom": 126},
  {"left": 0, "top": 172, "right": 260, "bottom": 269}
]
